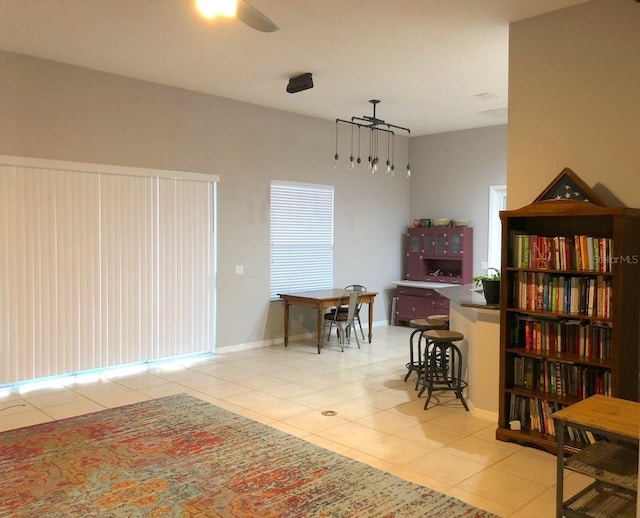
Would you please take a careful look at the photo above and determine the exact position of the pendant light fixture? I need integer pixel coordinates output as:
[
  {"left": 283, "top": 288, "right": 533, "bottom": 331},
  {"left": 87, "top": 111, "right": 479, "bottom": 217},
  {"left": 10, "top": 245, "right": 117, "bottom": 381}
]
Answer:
[{"left": 334, "top": 100, "right": 411, "bottom": 178}]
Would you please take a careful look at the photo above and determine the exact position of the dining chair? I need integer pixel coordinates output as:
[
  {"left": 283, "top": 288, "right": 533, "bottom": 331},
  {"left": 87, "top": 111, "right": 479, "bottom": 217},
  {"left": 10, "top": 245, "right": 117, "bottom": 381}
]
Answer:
[
  {"left": 323, "top": 291, "right": 361, "bottom": 351},
  {"left": 327, "top": 284, "right": 367, "bottom": 340}
]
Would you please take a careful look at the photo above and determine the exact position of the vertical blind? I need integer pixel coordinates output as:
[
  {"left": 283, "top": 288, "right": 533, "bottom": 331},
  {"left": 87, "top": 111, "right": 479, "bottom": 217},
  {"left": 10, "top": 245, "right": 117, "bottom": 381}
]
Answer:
[
  {"left": 0, "top": 160, "right": 217, "bottom": 385},
  {"left": 270, "top": 180, "right": 334, "bottom": 299}
]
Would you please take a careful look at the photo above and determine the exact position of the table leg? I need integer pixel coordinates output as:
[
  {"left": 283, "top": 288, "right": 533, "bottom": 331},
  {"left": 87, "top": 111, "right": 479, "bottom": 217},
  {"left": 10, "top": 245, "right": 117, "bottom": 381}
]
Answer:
[
  {"left": 283, "top": 301, "right": 290, "bottom": 347},
  {"left": 368, "top": 301, "right": 374, "bottom": 343},
  {"left": 555, "top": 418, "right": 564, "bottom": 518},
  {"left": 316, "top": 303, "right": 323, "bottom": 354}
]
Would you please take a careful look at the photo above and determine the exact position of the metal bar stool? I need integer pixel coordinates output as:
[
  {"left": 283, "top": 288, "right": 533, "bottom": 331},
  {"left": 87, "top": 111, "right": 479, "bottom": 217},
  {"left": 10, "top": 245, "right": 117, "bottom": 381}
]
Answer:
[
  {"left": 429, "top": 314, "right": 450, "bottom": 329},
  {"left": 418, "top": 329, "right": 469, "bottom": 411},
  {"left": 404, "top": 318, "right": 447, "bottom": 389}
]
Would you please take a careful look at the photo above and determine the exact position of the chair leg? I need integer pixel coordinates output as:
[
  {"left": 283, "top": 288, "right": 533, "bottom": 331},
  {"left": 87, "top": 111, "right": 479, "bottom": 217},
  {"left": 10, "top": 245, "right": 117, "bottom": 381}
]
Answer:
[
  {"left": 356, "top": 315, "right": 365, "bottom": 340},
  {"left": 338, "top": 324, "right": 345, "bottom": 351},
  {"left": 351, "top": 323, "right": 360, "bottom": 349}
]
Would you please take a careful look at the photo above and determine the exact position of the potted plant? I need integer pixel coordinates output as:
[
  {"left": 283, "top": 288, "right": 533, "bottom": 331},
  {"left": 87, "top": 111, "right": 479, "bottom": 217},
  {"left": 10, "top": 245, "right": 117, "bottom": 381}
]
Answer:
[{"left": 473, "top": 267, "right": 501, "bottom": 305}]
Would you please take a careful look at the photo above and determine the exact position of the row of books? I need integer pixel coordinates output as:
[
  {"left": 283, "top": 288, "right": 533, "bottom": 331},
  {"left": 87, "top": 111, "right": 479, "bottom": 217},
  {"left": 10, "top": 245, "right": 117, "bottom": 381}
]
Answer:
[
  {"left": 509, "top": 395, "right": 560, "bottom": 436},
  {"left": 512, "top": 316, "right": 612, "bottom": 359},
  {"left": 512, "top": 272, "right": 612, "bottom": 318},
  {"left": 512, "top": 356, "right": 611, "bottom": 398},
  {"left": 511, "top": 233, "right": 612, "bottom": 272},
  {"left": 508, "top": 394, "right": 601, "bottom": 444}
]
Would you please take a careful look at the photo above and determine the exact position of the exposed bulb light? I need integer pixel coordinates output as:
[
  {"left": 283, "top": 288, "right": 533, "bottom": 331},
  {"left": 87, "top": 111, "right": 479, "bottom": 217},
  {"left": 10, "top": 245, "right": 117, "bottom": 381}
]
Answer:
[
  {"left": 334, "top": 100, "right": 412, "bottom": 179},
  {"left": 195, "top": 0, "right": 237, "bottom": 19}
]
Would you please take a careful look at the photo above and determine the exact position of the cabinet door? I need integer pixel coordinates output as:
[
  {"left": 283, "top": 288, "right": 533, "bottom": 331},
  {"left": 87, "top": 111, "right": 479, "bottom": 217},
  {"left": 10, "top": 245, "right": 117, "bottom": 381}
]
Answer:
[
  {"left": 423, "top": 229, "right": 435, "bottom": 255},
  {"left": 434, "top": 229, "right": 448, "bottom": 255},
  {"left": 434, "top": 293, "right": 450, "bottom": 314},
  {"left": 396, "top": 295, "right": 416, "bottom": 321},
  {"left": 405, "top": 229, "right": 425, "bottom": 280},
  {"left": 448, "top": 231, "right": 466, "bottom": 256},
  {"left": 397, "top": 289, "right": 435, "bottom": 321},
  {"left": 414, "top": 293, "right": 435, "bottom": 318}
]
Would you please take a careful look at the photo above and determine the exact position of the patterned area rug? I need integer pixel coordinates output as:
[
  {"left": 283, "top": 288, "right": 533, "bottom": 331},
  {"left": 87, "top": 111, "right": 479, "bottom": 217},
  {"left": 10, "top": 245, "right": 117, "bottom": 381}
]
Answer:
[{"left": 0, "top": 393, "right": 497, "bottom": 517}]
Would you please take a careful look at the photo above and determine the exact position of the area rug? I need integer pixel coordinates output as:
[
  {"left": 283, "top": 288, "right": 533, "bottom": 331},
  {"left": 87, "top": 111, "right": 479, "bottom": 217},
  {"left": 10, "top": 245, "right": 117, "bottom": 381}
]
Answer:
[{"left": 0, "top": 393, "right": 497, "bottom": 517}]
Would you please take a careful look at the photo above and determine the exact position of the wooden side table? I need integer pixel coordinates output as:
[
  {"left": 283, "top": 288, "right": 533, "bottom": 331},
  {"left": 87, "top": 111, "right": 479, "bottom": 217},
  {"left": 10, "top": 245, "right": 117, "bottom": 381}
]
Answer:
[{"left": 553, "top": 395, "right": 639, "bottom": 518}]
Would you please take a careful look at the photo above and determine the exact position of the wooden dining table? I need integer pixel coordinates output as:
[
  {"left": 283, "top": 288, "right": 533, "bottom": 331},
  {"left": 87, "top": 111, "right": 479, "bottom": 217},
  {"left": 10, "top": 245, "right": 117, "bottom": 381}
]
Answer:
[{"left": 278, "top": 288, "right": 378, "bottom": 354}]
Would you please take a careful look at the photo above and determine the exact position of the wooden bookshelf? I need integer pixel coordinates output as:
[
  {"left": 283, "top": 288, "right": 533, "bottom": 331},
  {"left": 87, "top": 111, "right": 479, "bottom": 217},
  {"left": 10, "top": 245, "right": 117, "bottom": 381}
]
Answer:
[{"left": 496, "top": 168, "right": 640, "bottom": 454}]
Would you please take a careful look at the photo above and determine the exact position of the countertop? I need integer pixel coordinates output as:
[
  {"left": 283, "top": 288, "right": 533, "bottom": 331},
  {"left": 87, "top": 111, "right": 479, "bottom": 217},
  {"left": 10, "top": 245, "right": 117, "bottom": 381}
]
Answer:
[
  {"left": 392, "top": 280, "right": 458, "bottom": 289},
  {"left": 434, "top": 283, "right": 500, "bottom": 310}
]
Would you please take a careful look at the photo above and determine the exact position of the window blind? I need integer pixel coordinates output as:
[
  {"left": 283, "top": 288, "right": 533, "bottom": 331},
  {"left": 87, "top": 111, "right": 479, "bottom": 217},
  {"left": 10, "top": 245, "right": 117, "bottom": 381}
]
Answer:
[
  {"left": 0, "top": 158, "right": 216, "bottom": 385},
  {"left": 269, "top": 180, "right": 334, "bottom": 300}
]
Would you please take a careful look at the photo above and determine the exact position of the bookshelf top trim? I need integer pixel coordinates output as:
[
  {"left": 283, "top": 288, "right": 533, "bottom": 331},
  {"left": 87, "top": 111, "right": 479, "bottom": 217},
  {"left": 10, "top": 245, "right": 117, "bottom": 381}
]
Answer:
[{"left": 500, "top": 202, "right": 640, "bottom": 219}]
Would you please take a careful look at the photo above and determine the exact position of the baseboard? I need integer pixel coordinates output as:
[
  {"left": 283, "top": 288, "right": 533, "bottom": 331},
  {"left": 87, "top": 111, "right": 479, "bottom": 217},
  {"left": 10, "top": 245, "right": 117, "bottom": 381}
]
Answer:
[
  {"left": 216, "top": 321, "right": 390, "bottom": 354},
  {"left": 467, "top": 400, "right": 498, "bottom": 422},
  {"left": 215, "top": 331, "right": 315, "bottom": 354}
]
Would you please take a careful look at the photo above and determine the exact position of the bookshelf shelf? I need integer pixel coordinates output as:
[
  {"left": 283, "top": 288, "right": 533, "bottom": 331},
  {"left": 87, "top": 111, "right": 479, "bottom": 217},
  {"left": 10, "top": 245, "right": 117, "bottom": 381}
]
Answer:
[
  {"left": 505, "top": 347, "right": 613, "bottom": 368},
  {"left": 496, "top": 169, "right": 640, "bottom": 454}
]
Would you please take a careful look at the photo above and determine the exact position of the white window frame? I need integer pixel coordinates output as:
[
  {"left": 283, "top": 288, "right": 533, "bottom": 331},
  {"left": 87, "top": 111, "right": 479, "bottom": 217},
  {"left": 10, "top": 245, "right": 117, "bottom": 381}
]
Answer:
[
  {"left": 270, "top": 180, "right": 334, "bottom": 300},
  {"left": 488, "top": 184, "right": 507, "bottom": 272}
]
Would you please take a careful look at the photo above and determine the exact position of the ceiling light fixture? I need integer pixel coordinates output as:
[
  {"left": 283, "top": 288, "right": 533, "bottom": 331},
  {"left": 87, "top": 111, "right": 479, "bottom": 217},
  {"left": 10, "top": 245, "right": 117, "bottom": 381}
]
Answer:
[
  {"left": 195, "top": 0, "right": 237, "bottom": 18},
  {"left": 334, "top": 100, "right": 411, "bottom": 178}
]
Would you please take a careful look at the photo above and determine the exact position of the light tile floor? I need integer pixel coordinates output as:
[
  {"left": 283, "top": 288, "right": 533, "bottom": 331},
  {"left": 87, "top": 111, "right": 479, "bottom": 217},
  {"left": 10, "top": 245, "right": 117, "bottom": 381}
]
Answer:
[{"left": 0, "top": 325, "right": 591, "bottom": 517}]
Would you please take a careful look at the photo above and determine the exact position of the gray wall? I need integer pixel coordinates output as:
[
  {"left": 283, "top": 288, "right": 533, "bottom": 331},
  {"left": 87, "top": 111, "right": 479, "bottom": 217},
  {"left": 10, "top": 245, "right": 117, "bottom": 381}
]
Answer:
[
  {"left": 0, "top": 50, "right": 506, "bottom": 351},
  {"left": 410, "top": 125, "right": 508, "bottom": 277}
]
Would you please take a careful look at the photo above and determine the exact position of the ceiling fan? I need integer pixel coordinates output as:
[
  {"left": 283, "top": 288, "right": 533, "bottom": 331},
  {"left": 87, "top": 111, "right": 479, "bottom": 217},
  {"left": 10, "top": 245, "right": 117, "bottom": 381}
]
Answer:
[{"left": 195, "top": 0, "right": 279, "bottom": 33}]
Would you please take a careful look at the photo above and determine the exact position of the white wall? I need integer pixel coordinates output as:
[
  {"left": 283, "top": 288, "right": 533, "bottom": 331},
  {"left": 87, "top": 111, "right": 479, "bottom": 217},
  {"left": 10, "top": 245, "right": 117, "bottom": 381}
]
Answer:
[{"left": 508, "top": 0, "right": 640, "bottom": 209}]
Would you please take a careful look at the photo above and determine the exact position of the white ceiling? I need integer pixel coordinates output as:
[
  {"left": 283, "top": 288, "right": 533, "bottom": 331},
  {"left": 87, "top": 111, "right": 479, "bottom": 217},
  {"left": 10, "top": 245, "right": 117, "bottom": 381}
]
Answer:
[{"left": 0, "top": 0, "right": 587, "bottom": 136}]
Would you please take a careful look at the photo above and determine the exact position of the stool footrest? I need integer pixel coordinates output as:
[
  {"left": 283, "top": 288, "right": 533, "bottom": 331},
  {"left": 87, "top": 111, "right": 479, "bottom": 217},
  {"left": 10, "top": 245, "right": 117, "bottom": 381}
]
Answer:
[{"left": 417, "top": 336, "right": 469, "bottom": 411}]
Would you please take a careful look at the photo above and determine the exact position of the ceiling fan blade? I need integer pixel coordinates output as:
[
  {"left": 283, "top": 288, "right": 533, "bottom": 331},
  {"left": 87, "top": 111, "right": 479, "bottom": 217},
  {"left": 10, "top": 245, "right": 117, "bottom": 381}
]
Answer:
[{"left": 236, "top": 0, "right": 279, "bottom": 32}]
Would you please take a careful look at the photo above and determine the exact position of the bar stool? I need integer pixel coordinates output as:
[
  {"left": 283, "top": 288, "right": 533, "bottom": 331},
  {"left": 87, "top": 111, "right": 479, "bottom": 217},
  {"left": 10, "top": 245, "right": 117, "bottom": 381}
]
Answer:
[
  {"left": 404, "top": 318, "right": 447, "bottom": 389},
  {"left": 429, "top": 314, "right": 450, "bottom": 329},
  {"left": 418, "top": 329, "right": 468, "bottom": 411}
]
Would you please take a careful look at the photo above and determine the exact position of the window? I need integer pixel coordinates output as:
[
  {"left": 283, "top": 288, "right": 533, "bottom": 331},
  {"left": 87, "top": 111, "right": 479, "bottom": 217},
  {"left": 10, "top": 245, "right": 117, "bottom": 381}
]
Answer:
[
  {"left": 0, "top": 156, "right": 217, "bottom": 384},
  {"left": 487, "top": 184, "right": 507, "bottom": 271},
  {"left": 270, "top": 180, "right": 334, "bottom": 300}
]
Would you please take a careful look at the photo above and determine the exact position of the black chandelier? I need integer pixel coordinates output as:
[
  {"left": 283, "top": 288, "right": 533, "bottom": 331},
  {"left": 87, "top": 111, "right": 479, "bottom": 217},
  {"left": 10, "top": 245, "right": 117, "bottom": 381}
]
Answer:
[{"left": 334, "top": 100, "right": 411, "bottom": 178}]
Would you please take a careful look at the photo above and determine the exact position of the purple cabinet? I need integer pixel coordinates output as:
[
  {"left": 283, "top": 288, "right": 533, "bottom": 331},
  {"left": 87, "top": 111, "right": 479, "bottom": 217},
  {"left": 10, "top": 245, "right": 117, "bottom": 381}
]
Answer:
[
  {"left": 405, "top": 228, "right": 426, "bottom": 280},
  {"left": 404, "top": 227, "right": 473, "bottom": 284},
  {"left": 396, "top": 287, "right": 435, "bottom": 322}
]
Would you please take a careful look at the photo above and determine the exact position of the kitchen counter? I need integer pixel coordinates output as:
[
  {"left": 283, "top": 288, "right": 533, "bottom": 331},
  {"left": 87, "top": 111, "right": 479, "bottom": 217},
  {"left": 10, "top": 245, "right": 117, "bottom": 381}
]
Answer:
[
  {"left": 392, "top": 280, "right": 458, "bottom": 289},
  {"left": 435, "top": 283, "right": 501, "bottom": 419},
  {"left": 434, "top": 283, "right": 499, "bottom": 311}
]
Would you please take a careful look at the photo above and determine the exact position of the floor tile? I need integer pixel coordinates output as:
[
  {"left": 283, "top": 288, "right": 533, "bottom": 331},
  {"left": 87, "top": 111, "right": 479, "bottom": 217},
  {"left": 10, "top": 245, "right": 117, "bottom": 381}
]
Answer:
[
  {"left": 0, "top": 409, "right": 53, "bottom": 431},
  {"left": 454, "top": 466, "right": 549, "bottom": 513},
  {"left": 42, "top": 399, "right": 106, "bottom": 420},
  {"left": 439, "top": 435, "right": 520, "bottom": 466},
  {"left": 315, "top": 421, "right": 389, "bottom": 449},
  {"left": 355, "top": 410, "right": 420, "bottom": 434},
  {"left": 281, "top": 409, "right": 348, "bottom": 433},
  {"left": 0, "top": 325, "right": 567, "bottom": 517},
  {"left": 353, "top": 434, "right": 434, "bottom": 465},
  {"left": 491, "top": 447, "right": 557, "bottom": 486},
  {"left": 409, "top": 449, "right": 486, "bottom": 485}
]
